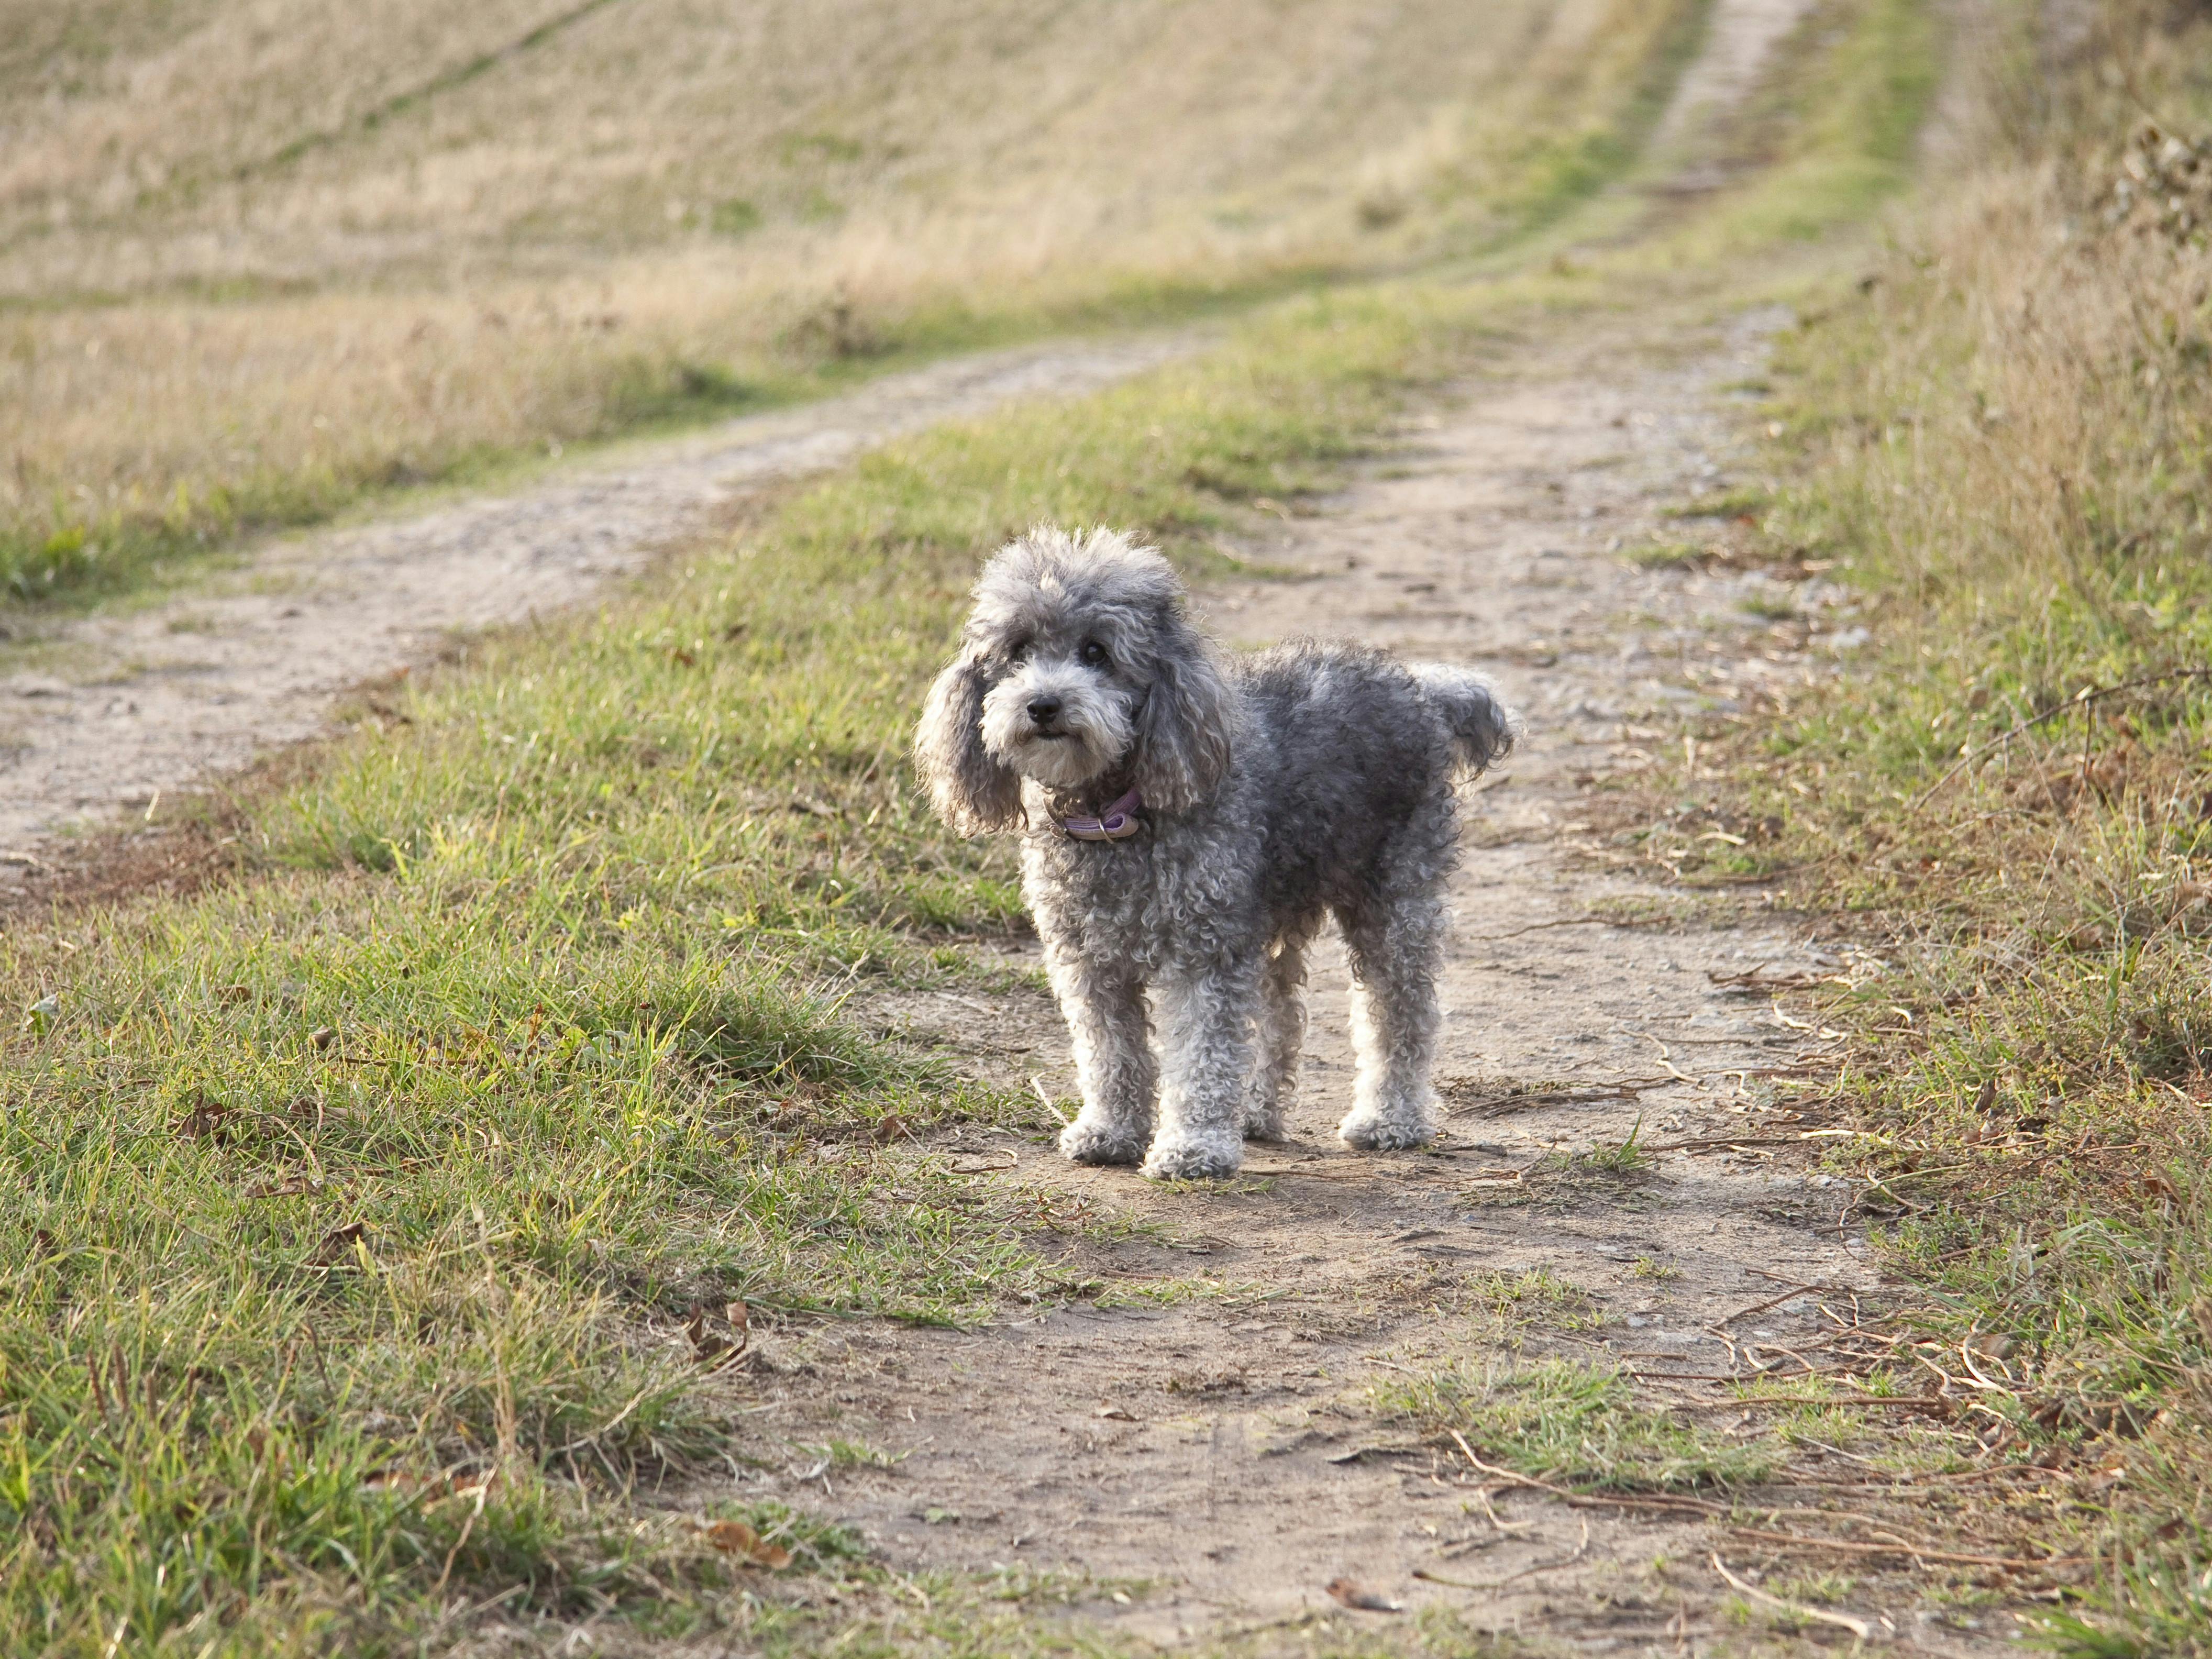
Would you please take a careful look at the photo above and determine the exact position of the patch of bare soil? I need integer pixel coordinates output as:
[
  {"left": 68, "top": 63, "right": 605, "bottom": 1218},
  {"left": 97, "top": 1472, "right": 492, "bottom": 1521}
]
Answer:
[
  {"left": 712, "top": 311, "right": 2018, "bottom": 1653},
  {"left": 0, "top": 335, "right": 1191, "bottom": 874}
]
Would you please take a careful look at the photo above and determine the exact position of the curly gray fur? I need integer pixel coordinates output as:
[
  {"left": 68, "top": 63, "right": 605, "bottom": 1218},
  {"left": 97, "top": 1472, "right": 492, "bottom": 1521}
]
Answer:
[{"left": 914, "top": 525, "right": 1517, "bottom": 1180}]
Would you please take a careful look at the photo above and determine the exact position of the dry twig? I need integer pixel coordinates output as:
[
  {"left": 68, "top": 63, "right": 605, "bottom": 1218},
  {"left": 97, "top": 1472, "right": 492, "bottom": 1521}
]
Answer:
[
  {"left": 1909, "top": 669, "right": 2212, "bottom": 812},
  {"left": 1710, "top": 1554, "right": 1874, "bottom": 1640}
]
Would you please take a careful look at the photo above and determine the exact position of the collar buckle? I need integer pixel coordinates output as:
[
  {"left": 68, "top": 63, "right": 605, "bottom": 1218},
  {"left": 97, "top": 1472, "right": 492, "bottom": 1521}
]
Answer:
[{"left": 1060, "top": 787, "right": 1143, "bottom": 842}]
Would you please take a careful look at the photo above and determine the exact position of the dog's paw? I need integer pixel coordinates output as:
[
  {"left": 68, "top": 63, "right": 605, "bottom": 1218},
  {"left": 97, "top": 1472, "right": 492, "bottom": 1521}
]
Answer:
[
  {"left": 1336, "top": 1109, "right": 1436, "bottom": 1152},
  {"left": 1241, "top": 1110, "right": 1288, "bottom": 1144},
  {"left": 1141, "top": 1135, "right": 1243, "bottom": 1182},
  {"left": 1059, "top": 1115, "right": 1148, "bottom": 1166}
]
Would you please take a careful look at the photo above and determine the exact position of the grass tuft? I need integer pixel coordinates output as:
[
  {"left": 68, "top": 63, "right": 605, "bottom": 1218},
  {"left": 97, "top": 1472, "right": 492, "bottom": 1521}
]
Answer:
[{"left": 1374, "top": 1359, "right": 1774, "bottom": 1492}]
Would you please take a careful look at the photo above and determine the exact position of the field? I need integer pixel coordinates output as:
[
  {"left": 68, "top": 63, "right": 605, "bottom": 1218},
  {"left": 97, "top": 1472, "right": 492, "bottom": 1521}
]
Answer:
[
  {"left": 0, "top": 0, "right": 1679, "bottom": 599},
  {"left": 7, "top": 0, "right": 2212, "bottom": 1654}
]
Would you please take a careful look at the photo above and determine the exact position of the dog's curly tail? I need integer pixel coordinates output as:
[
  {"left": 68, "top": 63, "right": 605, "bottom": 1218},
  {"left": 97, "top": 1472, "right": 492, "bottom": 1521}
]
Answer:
[{"left": 1409, "top": 663, "right": 1518, "bottom": 777}]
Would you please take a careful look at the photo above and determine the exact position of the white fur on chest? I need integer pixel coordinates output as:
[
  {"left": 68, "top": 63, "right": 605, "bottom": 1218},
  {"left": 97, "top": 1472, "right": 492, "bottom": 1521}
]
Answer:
[{"left": 1020, "top": 813, "right": 1262, "bottom": 975}]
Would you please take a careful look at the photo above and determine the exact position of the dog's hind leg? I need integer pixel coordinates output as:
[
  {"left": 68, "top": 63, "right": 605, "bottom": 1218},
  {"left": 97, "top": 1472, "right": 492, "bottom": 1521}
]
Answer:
[
  {"left": 1053, "top": 960, "right": 1157, "bottom": 1166},
  {"left": 1142, "top": 955, "right": 1264, "bottom": 1180},
  {"left": 1243, "top": 932, "right": 1309, "bottom": 1143},
  {"left": 1334, "top": 889, "right": 1447, "bottom": 1152}
]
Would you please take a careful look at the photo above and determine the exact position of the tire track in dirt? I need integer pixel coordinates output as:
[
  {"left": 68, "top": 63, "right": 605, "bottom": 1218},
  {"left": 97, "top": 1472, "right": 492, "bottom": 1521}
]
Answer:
[
  {"left": 0, "top": 334, "right": 1193, "bottom": 871},
  {"left": 735, "top": 305, "right": 1972, "bottom": 1653}
]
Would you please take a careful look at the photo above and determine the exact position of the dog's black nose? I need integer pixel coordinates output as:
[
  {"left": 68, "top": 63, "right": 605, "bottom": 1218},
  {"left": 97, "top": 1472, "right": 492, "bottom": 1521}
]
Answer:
[{"left": 1027, "top": 694, "right": 1063, "bottom": 726}]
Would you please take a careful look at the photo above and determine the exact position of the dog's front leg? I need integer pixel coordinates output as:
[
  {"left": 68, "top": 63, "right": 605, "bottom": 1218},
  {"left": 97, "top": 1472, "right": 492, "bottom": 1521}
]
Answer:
[
  {"left": 1051, "top": 957, "right": 1158, "bottom": 1166},
  {"left": 1141, "top": 957, "right": 1261, "bottom": 1181}
]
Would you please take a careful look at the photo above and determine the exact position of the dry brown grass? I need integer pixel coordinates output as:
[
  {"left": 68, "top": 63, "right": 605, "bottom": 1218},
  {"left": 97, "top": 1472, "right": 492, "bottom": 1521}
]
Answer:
[
  {"left": 0, "top": 0, "right": 1688, "bottom": 596},
  {"left": 1668, "top": 5, "right": 2212, "bottom": 1647}
]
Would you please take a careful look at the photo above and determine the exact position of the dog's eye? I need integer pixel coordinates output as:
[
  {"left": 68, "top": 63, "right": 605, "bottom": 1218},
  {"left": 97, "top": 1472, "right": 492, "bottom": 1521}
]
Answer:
[
  {"left": 1080, "top": 639, "right": 1110, "bottom": 668},
  {"left": 1006, "top": 639, "right": 1030, "bottom": 663}
]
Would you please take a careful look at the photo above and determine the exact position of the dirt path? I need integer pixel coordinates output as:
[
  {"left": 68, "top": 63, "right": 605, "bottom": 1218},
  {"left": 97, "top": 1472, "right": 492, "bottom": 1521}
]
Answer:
[
  {"left": 0, "top": 335, "right": 1190, "bottom": 867},
  {"left": 723, "top": 310, "right": 2010, "bottom": 1652}
]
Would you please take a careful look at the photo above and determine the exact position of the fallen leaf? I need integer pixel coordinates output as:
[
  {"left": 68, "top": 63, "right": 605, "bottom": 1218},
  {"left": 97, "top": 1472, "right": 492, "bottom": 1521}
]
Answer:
[
  {"left": 1325, "top": 1577, "right": 1403, "bottom": 1613},
  {"left": 1096, "top": 1405, "right": 1137, "bottom": 1421},
  {"left": 246, "top": 1177, "right": 323, "bottom": 1200},
  {"left": 701, "top": 1518, "right": 791, "bottom": 1568},
  {"left": 686, "top": 1300, "right": 750, "bottom": 1367},
  {"left": 176, "top": 1094, "right": 234, "bottom": 1140}
]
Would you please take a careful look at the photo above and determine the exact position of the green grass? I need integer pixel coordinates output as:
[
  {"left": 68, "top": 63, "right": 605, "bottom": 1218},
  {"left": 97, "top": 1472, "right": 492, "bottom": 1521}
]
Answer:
[
  {"left": 1673, "top": 0, "right": 1940, "bottom": 255},
  {"left": 1625, "top": 538, "right": 1716, "bottom": 569},
  {"left": 1435, "top": 0, "right": 1713, "bottom": 253},
  {"left": 1373, "top": 1359, "right": 1775, "bottom": 1492},
  {"left": 1661, "top": 484, "right": 1772, "bottom": 519},
  {"left": 1462, "top": 1267, "right": 1605, "bottom": 1329},
  {"left": 1571, "top": 1121, "right": 1658, "bottom": 1179}
]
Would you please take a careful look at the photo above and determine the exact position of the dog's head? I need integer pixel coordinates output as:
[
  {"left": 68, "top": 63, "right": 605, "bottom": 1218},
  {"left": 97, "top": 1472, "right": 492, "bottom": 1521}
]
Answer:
[{"left": 914, "top": 526, "right": 1236, "bottom": 833}]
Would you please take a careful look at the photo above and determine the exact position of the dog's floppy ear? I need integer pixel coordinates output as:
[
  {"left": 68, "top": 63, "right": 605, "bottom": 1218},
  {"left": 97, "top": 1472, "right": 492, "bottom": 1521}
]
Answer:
[
  {"left": 1132, "top": 611, "right": 1236, "bottom": 812},
  {"left": 914, "top": 649, "right": 1024, "bottom": 834}
]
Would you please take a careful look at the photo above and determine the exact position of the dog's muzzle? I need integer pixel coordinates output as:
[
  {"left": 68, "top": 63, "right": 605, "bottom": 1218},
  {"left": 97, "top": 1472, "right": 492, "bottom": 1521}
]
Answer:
[{"left": 1059, "top": 788, "right": 1143, "bottom": 842}]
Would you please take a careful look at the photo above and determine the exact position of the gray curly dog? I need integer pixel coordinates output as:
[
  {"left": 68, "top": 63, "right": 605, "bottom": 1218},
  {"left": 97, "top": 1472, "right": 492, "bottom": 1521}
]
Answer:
[{"left": 914, "top": 526, "right": 1516, "bottom": 1181}]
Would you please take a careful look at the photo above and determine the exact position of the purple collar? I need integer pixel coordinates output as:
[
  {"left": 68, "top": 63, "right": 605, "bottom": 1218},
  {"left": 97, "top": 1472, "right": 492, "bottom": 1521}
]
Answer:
[{"left": 1059, "top": 787, "right": 1143, "bottom": 842}]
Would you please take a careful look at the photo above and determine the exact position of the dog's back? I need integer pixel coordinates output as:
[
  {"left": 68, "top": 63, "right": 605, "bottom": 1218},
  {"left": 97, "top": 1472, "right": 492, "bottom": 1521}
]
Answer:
[{"left": 1233, "top": 642, "right": 1510, "bottom": 924}]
